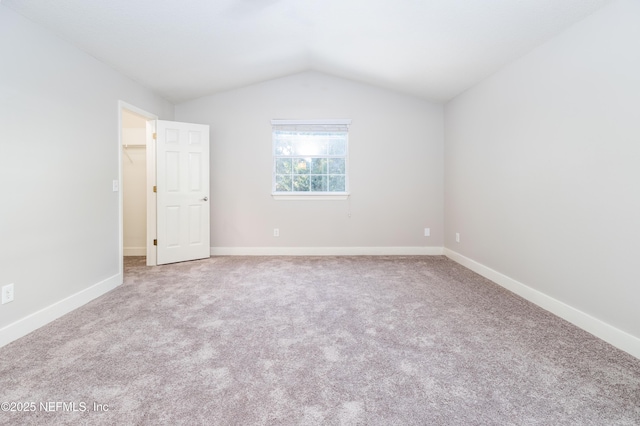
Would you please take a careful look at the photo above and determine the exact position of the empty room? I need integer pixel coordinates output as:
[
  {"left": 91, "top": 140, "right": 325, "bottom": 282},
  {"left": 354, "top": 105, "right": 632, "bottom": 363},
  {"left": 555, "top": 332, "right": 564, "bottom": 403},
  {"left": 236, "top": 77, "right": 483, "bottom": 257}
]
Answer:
[{"left": 1, "top": 0, "right": 639, "bottom": 424}]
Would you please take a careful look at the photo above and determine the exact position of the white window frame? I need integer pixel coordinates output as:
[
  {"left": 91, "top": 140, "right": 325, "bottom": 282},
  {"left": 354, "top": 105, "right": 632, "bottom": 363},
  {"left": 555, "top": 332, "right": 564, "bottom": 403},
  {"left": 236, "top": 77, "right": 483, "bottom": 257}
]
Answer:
[{"left": 271, "top": 119, "right": 351, "bottom": 200}]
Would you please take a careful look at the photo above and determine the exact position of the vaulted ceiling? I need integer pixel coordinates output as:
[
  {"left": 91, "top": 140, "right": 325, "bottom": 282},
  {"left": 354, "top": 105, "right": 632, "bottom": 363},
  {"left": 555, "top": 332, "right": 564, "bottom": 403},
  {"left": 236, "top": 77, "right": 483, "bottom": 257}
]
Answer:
[{"left": 3, "top": 0, "right": 613, "bottom": 104}]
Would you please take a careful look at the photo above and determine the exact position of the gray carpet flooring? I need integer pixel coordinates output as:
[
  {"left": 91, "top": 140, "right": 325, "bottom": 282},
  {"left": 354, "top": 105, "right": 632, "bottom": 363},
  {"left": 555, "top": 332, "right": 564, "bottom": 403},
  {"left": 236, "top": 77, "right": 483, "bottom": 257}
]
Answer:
[{"left": 0, "top": 255, "right": 639, "bottom": 425}]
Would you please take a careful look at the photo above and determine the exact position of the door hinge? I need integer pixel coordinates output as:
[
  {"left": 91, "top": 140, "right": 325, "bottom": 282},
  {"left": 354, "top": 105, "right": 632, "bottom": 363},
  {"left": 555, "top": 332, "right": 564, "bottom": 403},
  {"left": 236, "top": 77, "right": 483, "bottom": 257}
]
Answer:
[
  {"left": 152, "top": 132, "right": 157, "bottom": 140},
  {"left": 153, "top": 185, "right": 157, "bottom": 193},
  {"left": 153, "top": 239, "right": 157, "bottom": 246}
]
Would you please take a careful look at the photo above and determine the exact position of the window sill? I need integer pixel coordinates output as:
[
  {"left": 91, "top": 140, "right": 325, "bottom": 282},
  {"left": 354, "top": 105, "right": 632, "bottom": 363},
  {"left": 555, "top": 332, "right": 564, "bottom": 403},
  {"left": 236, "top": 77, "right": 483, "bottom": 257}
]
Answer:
[{"left": 272, "top": 193, "right": 350, "bottom": 201}]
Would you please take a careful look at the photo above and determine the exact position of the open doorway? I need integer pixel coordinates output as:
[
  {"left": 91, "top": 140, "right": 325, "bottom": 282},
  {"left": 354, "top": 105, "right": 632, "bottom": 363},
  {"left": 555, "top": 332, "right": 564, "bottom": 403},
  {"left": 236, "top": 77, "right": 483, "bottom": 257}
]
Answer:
[
  {"left": 118, "top": 101, "right": 157, "bottom": 269},
  {"left": 118, "top": 102, "right": 211, "bottom": 269},
  {"left": 122, "top": 110, "right": 147, "bottom": 256}
]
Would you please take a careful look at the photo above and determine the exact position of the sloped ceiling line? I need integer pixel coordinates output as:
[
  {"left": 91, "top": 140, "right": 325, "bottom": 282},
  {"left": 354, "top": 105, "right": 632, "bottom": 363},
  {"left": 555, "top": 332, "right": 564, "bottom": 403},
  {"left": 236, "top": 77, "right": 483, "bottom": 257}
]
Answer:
[{"left": 3, "top": 0, "right": 614, "bottom": 103}]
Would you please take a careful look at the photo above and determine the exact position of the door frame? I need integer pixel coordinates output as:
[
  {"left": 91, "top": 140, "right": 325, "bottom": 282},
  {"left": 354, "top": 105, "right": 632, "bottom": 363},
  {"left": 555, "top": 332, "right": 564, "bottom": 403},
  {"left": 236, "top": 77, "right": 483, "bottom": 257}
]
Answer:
[{"left": 118, "top": 101, "right": 158, "bottom": 270}]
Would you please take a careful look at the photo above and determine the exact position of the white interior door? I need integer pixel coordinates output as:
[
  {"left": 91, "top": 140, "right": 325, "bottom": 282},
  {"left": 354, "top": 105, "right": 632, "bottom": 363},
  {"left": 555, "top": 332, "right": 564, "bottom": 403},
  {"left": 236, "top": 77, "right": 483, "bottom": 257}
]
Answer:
[{"left": 156, "top": 120, "right": 210, "bottom": 265}]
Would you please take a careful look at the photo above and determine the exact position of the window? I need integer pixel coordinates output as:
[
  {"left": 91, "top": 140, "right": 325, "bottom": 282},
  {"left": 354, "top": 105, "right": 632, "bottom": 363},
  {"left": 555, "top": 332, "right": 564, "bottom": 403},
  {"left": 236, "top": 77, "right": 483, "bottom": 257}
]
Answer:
[{"left": 272, "top": 119, "right": 351, "bottom": 199}]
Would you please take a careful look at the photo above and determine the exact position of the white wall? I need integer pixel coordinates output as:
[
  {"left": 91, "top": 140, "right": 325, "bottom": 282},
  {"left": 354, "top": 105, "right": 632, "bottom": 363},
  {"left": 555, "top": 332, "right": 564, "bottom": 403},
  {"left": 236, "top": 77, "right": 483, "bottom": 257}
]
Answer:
[
  {"left": 0, "top": 5, "right": 173, "bottom": 344},
  {"left": 122, "top": 115, "right": 147, "bottom": 255},
  {"left": 445, "top": 0, "right": 640, "bottom": 352},
  {"left": 175, "top": 71, "right": 444, "bottom": 253}
]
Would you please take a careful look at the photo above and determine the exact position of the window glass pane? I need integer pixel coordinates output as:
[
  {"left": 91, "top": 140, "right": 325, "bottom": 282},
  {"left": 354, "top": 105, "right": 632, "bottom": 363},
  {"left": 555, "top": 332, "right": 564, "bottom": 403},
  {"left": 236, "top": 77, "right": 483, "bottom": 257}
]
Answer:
[
  {"left": 293, "top": 137, "right": 327, "bottom": 156},
  {"left": 311, "top": 158, "right": 327, "bottom": 174},
  {"left": 293, "top": 175, "right": 310, "bottom": 191},
  {"left": 310, "top": 175, "right": 327, "bottom": 191},
  {"left": 275, "top": 139, "right": 293, "bottom": 155},
  {"left": 293, "top": 158, "right": 310, "bottom": 174},
  {"left": 275, "top": 174, "right": 292, "bottom": 192},
  {"left": 328, "top": 158, "right": 345, "bottom": 174},
  {"left": 316, "top": 139, "right": 329, "bottom": 155},
  {"left": 328, "top": 175, "right": 345, "bottom": 192},
  {"left": 275, "top": 158, "right": 292, "bottom": 174},
  {"left": 328, "top": 138, "right": 346, "bottom": 156}
]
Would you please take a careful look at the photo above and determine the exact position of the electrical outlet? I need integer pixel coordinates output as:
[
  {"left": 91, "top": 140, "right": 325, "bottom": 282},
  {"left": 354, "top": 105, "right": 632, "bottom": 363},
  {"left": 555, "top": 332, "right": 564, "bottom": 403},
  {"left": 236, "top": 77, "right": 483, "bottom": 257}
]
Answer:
[
  {"left": 455, "top": 233, "right": 460, "bottom": 243},
  {"left": 424, "top": 228, "right": 430, "bottom": 237},
  {"left": 273, "top": 228, "right": 279, "bottom": 237},
  {"left": 2, "top": 283, "right": 14, "bottom": 304},
  {"left": 112, "top": 180, "right": 119, "bottom": 192}
]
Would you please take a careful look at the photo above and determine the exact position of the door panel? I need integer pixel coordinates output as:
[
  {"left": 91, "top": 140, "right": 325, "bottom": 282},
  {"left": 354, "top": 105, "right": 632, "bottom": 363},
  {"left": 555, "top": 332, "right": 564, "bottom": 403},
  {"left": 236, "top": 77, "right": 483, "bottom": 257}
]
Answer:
[
  {"left": 156, "top": 120, "right": 210, "bottom": 265},
  {"left": 188, "top": 205, "right": 203, "bottom": 244},
  {"left": 188, "top": 153, "right": 202, "bottom": 191}
]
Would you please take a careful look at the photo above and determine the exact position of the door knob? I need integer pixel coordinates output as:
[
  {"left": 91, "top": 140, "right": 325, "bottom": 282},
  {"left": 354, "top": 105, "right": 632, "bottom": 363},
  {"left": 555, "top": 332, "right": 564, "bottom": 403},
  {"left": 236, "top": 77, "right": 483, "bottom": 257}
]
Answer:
[{"left": 202, "top": 196, "right": 208, "bottom": 201}]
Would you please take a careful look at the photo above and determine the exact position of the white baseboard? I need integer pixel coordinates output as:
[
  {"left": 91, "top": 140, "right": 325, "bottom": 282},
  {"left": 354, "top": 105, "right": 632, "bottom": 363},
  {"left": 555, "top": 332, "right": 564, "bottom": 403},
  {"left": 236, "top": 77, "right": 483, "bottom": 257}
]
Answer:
[
  {"left": 0, "top": 273, "right": 122, "bottom": 348},
  {"left": 444, "top": 248, "right": 640, "bottom": 360},
  {"left": 211, "top": 246, "right": 444, "bottom": 256},
  {"left": 124, "top": 247, "right": 146, "bottom": 256}
]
